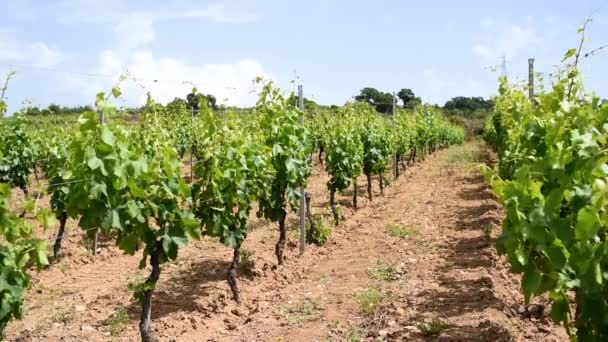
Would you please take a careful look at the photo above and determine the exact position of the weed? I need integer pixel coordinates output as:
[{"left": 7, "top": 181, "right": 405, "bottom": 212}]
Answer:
[
  {"left": 277, "top": 298, "right": 322, "bottom": 324},
  {"left": 59, "top": 263, "right": 69, "bottom": 275},
  {"left": 325, "top": 202, "right": 342, "bottom": 224},
  {"left": 482, "top": 224, "right": 493, "bottom": 243},
  {"left": 83, "top": 234, "right": 95, "bottom": 252},
  {"left": 416, "top": 319, "right": 451, "bottom": 336},
  {"left": 51, "top": 310, "right": 73, "bottom": 324},
  {"left": 356, "top": 287, "right": 383, "bottom": 315},
  {"left": 367, "top": 263, "right": 398, "bottom": 281},
  {"left": 345, "top": 325, "right": 363, "bottom": 342},
  {"left": 385, "top": 223, "right": 416, "bottom": 238},
  {"left": 307, "top": 214, "right": 332, "bottom": 246},
  {"left": 328, "top": 319, "right": 341, "bottom": 329},
  {"left": 240, "top": 248, "right": 255, "bottom": 272},
  {"left": 444, "top": 149, "right": 484, "bottom": 164},
  {"left": 104, "top": 308, "right": 129, "bottom": 336}
]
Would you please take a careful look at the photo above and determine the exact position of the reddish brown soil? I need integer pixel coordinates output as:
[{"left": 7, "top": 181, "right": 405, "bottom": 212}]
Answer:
[{"left": 5, "top": 143, "right": 568, "bottom": 341}]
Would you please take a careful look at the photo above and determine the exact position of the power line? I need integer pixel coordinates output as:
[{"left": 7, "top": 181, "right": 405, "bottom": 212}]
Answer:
[
  {"left": 0, "top": 63, "right": 266, "bottom": 92},
  {"left": 0, "top": 62, "right": 192, "bottom": 84}
]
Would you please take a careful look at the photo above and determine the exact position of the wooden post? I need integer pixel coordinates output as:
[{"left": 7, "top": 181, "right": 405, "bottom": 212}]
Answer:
[
  {"left": 298, "top": 85, "right": 306, "bottom": 256},
  {"left": 528, "top": 58, "right": 535, "bottom": 104},
  {"left": 392, "top": 92, "right": 398, "bottom": 180}
]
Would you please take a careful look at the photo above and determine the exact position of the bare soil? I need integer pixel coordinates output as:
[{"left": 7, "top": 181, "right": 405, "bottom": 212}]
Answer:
[{"left": 5, "top": 142, "right": 568, "bottom": 342}]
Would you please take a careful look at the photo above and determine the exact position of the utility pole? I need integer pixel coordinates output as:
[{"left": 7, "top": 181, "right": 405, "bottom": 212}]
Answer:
[
  {"left": 298, "top": 85, "right": 306, "bottom": 256},
  {"left": 501, "top": 54, "right": 507, "bottom": 78}
]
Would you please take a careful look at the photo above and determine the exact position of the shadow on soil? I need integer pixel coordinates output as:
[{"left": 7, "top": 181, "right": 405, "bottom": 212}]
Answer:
[
  {"left": 126, "top": 256, "right": 258, "bottom": 320},
  {"left": 413, "top": 169, "right": 512, "bottom": 341}
]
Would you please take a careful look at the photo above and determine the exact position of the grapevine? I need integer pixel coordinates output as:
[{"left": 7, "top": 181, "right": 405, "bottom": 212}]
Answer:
[{"left": 483, "top": 23, "right": 608, "bottom": 341}]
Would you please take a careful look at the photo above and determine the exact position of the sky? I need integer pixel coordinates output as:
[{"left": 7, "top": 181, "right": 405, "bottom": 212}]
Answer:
[{"left": 0, "top": 0, "right": 607, "bottom": 113}]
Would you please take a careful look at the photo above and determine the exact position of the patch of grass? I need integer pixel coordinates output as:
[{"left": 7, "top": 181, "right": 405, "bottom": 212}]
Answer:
[
  {"left": 325, "top": 202, "right": 342, "bottom": 224},
  {"left": 367, "top": 263, "right": 398, "bottom": 281},
  {"left": 277, "top": 298, "right": 323, "bottom": 325},
  {"left": 345, "top": 325, "right": 364, "bottom": 342},
  {"left": 385, "top": 223, "right": 416, "bottom": 239},
  {"left": 328, "top": 319, "right": 341, "bottom": 329},
  {"left": 444, "top": 149, "right": 484, "bottom": 164},
  {"left": 307, "top": 214, "right": 332, "bottom": 246},
  {"left": 59, "top": 263, "right": 69, "bottom": 275},
  {"left": 482, "top": 224, "right": 493, "bottom": 243},
  {"left": 240, "top": 248, "right": 255, "bottom": 272},
  {"left": 355, "top": 287, "right": 383, "bottom": 315},
  {"left": 51, "top": 310, "right": 73, "bottom": 324},
  {"left": 104, "top": 308, "right": 129, "bottom": 336},
  {"left": 416, "top": 319, "right": 451, "bottom": 337}
]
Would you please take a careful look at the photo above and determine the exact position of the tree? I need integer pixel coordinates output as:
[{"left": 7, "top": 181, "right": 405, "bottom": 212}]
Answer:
[
  {"left": 186, "top": 91, "right": 218, "bottom": 111},
  {"left": 397, "top": 88, "right": 421, "bottom": 109},
  {"left": 443, "top": 96, "right": 493, "bottom": 114},
  {"left": 25, "top": 107, "right": 42, "bottom": 116},
  {"left": 291, "top": 95, "right": 319, "bottom": 112},
  {"left": 47, "top": 103, "right": 61, "bottom": 114},
  {"left": 354, "top": 87, "right": 393, "bottom": 113}
]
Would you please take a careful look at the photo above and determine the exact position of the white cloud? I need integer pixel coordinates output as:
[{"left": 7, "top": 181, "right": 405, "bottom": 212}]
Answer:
[
  {"left": 0, "top": 31, "right": 63, "bottom": 68},
  {"left": 58, "top": 2, "right": 260, "bottom": 53},
  {"left": 163, "top": 4, "right": 260, "bottom": 24},
  {"left": 113, "top": 13, "right": 156, "bottom": 49},
  {"left": 57, "top": 50, "right": 269, "bottom": 107},
  {"left": 472, "top": 18, "right": 539, "bottom": 66},
  {"left": 49, "top": 2, "right": 266, "bottom": 107}
]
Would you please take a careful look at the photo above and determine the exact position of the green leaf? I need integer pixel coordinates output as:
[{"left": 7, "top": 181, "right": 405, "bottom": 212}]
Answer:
[
  {"left": 575, "top": 208, "right": 599, "bottom": 241},
  {"left": 111, "top": 210, "right": 122, "bottom": 230},
  {"left": 550, "top": 296, "right": 569, "bottom": 323},
  {"left": 562, "top": 48, "right": 577, "bottom": 62},
  {"left": 34, "top": 240, "right": 49, "bottom": 268},
  {"left": 111, "top": 86, "right": 122, "bottom": 99},
  {"left": 36, "top": 208, "right": 57, "bottom": 231},
  {"left": 182, "top": 216, "right": 201, "bottom": 240},
  {"left": 101, "top": 127, "right": 115, "bottom": 146},
  {"left": 87, "top": 155, "right": 104, "bottom": 171},
  {"left": 90, "top": 183, "right": 107, "bottom": 199},
  {"left": 522, "top": 264, "right": 542, "bottom": 304},
  {"left": 594, "top": 261, "right": 602, "bottom": 285},
  {"left": 544, "top": 239, "right": 568, "bottom": 269}
]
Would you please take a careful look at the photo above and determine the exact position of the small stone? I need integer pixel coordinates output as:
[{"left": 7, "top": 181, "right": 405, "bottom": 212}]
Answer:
[
  {"left": 403, "top": 325, "right": 418, "bottom": 332},
  {"left": 379, "top": 330, "right": 388, "bottom": 337},
  {"left": 75, "top": 305, "right": 86, "bottom": 312},
  {"left": 80, "top": 325, "right": 95, "bottom": 333}
]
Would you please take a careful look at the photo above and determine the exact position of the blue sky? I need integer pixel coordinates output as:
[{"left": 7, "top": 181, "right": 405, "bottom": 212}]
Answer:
[{"left": 0, "top": 0, "right": 606, "bottom": 112}]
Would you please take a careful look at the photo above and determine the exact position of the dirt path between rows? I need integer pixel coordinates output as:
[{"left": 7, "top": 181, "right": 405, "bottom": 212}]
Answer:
[{"left": 6, "top": 143, "right": 568, "bottom": 341}]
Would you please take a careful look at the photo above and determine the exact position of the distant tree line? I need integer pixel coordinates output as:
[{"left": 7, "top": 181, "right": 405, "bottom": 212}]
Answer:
[
  {"left": 353, "top": 87, "right": 495, "bottom": 137},
  {"left": 23, "top": 104, "right": 94, "bottom": 116},
  {"left": 443, "top": 96, "right": 493, "bottom": 115}
]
